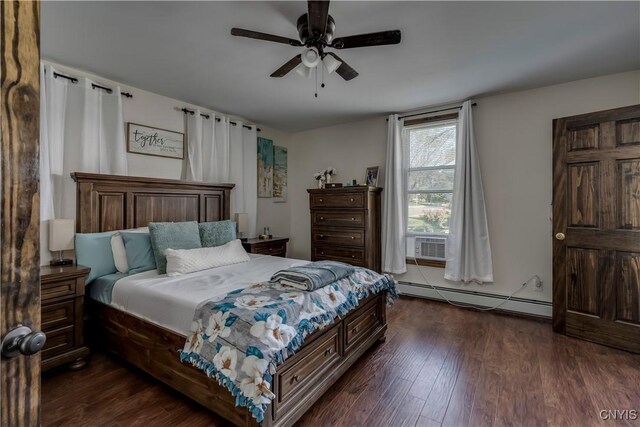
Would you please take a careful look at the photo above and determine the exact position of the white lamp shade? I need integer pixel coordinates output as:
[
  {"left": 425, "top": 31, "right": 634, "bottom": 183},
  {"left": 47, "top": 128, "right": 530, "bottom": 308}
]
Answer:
[
  {"left": 301, "top": 47, "right": 321, "bottom": 68},
  {"left": 49, "top": 219, "right": 75, "bottom": 251},
  {"left": 323, "top": 54, "right": 342, "bottom": 74},
  {"left": 235, "top": 213, "right": 249, "bottom": 234},
  {"left": 294, "top": 63, "right": 312, "bottom": 78}
]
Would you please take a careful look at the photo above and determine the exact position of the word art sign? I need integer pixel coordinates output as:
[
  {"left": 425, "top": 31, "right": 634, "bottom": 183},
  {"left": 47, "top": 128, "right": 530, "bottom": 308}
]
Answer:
[{"left": 127, "top": 122, "right": 185, "bottom": 159}]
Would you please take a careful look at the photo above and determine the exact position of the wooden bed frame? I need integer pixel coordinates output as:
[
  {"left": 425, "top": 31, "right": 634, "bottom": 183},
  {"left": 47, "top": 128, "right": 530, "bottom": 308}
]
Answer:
[{"left": 72, "top": 172, "right": 387, "bottom": 427}]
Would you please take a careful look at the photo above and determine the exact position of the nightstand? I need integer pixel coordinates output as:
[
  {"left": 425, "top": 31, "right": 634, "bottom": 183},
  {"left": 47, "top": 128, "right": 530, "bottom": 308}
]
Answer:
[
  {"left": 40, "top": 264, "right": 91, "bottom": 371},
  {"left": 242, "top": 237, "right": 289, "bottom": 257}
]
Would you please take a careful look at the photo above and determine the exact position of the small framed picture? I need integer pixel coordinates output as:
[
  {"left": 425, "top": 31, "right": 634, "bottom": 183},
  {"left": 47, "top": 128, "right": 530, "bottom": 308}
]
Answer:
[{"left": 365, "top": 166, "right": 379, "bottom": 187}]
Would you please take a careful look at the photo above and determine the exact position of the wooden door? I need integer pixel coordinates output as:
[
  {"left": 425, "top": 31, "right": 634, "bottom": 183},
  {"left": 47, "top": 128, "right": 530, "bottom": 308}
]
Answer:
[
  {"left": 1, "top": 1, "right": 42, "bottom": 425},
  {"left": 553, "top": 104, "right": 640, "bottom": 353}
]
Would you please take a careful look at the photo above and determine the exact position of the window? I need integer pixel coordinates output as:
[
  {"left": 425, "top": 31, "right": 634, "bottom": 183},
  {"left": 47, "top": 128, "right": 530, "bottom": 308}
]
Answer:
[{"left": 405, "top": 117, "right": 457, "bottom": 235}]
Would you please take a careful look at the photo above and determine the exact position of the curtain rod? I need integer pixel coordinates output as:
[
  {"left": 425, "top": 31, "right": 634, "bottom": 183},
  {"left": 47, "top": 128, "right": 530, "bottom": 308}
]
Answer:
[
  {"left": 52, "top": 71, "right": 133, "bottom": 98},
  {"left": 398, "top": 103, "right": 477, "bottom": 120},
  {"left": 181, "top": 108, "right": 261, "bottom": 132}
]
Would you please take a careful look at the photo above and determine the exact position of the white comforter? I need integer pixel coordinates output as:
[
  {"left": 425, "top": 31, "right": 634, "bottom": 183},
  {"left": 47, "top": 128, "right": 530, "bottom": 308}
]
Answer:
[{"left": 111, "top": 254, "right": 309, "bottom": 335}]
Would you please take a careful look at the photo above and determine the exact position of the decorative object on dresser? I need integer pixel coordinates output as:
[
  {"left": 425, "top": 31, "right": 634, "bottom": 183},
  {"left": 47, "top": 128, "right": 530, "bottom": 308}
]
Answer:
[
  {"left": 325, "top": 183, "right": 343, "bottom": 189},
  {"left": 308, "top": 186, "right": 382, "bottom": 272},
  {"left": 40, "top": 264, "right": 91, "bottom": 371},
  {"left": 365, "top": 166, "right": 379, "bottom": 186},
  {"left": 242, "top": 236, "right": 289, "bottom": 257},
  {"left": 48, "top": 219, "right": 75, "bottom": 266},
  {"left": 126, "top": 122, "right": 185, "bottom": 160}
]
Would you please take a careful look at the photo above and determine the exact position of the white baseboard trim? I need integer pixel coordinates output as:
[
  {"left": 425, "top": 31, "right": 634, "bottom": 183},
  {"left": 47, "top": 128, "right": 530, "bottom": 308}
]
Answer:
[{"left": 397, "top": 281, "right": 552, "bottom": 318}]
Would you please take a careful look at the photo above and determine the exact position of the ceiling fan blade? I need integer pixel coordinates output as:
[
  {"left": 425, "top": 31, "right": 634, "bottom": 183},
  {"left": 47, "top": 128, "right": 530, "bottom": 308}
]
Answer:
[
  {"left": 270, "top": 55, "right": 303, "bottom": 78},
  {"left": 307, "top": 0, "right": 330, "bottom": 36},
  {"left": 332, "top": 30, "right": 401, "bottom": 49},
  {"left": 231, "top": 28, "right": 302, "bottom": 47},
  {"left": 326, "top": 53, "right": 358, "bottom": 81}
]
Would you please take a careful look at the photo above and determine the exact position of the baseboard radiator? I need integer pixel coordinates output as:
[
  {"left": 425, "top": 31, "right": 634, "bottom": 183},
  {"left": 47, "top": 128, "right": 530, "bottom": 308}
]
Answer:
[{"left": 397, "top": 281, "right": 552, "bottom": 318}]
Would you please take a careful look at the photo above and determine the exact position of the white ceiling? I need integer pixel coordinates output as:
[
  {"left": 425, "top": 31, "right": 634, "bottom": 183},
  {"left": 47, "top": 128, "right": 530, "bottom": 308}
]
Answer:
[{"left": 42, "top": 1, "right": 640, "bottom": 132}]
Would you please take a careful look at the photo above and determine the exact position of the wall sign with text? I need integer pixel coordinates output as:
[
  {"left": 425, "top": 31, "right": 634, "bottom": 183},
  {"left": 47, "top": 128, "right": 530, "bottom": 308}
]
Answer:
[{"left": 127, "top": 122, "right": 185, "bottom": 159}]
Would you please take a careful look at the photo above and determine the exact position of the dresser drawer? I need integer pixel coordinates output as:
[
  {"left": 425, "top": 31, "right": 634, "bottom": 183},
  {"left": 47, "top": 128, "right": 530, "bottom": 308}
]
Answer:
[
  {"left": 42, "top": 300, "right": 75, "bottom": 331},
  {"left": 310, "top": 192, "right": 365, "bottom": 209},
  {"left": 41, "top": 279, "right": 77, "bottom": 302},
  {"left": 312, "top": 210, "right": 365, "bottom": 228},
  {"left": 344, "top": 299, "right": 382, "bottom": 352},
  {"left": 42, "top": 325, "right": 75, "bottom": 359},
  {"left": 276, "top": 324, "right": 341, "bottom": 414},
  {"left": 313, "top": 246, "right": 365, "bottom": 266},
  {"left": 312, "top": 228, "right": 365, "bottom": 247}
]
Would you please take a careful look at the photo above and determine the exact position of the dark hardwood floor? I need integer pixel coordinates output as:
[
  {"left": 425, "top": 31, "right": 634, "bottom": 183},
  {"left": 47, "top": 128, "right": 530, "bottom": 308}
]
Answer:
[{"left": 42, "top": 297, "right": 640, "bottom": 427}]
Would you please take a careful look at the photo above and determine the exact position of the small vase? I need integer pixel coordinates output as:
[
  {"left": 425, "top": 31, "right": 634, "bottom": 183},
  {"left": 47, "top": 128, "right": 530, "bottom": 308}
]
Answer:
[
  {"left": 317, "top": 179, "right": 323, "bottom": 189},
  {"left": 326, "top": 174, "right": 332, "bottom": 184}
]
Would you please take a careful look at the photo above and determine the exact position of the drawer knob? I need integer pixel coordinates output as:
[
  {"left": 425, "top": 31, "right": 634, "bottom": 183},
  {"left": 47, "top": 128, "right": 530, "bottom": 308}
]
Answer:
[
  {"left": 319, "top": 198, "right": 323, "bottom": 202},
  {"left": 351, "top": 236, "right": 355, "bottom": 240},
  {"left": 292, "top": 374, "right": 300, "bottom": 383},
  {"left": 351, "top": 255, "right": 355, "bottom": 259},
  {"left": 352, "top": 327, "right": 358, "bottom": 334},
  {"left": 350, "top": 198, "right": 354, "bottom": 202},
  {"left": 320, "top": 216, "right": 324, "bottom": 220},
  {"left": 351, "top": 217, "right": 355, "bottom": 221},
  {"left": 324, "top": 348, "right": 333, "bottom": 356},
  {"left": 269, "top": 248, "right": 273, "bottom": 251},
  {"left": 321, "top": 251, "right": 325, "bottom": 255},
  {"left": 320, "top": 234, "right": 324, "bottom": 238}
]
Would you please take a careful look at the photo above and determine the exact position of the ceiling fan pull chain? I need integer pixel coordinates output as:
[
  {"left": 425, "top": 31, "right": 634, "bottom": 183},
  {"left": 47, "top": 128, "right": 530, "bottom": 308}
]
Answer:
[
  {"left": 321, "top": 62, "right": 325, "bottom": 89},
  {"left": 315, "top": 67, "right": 318, "bottom": 98}
]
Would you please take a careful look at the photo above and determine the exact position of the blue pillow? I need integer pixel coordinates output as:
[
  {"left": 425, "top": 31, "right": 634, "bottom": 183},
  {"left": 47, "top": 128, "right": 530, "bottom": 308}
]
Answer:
[
  {"left": 199, "top": 220, "right": 236, "bottom": 248},
  {"left": 149, "top": 221, "right": 202, "bottom": 274},
  {"left": 75, "top": 231, "right": 117, "bottom": 284},
  {"left": 121, "top": 232, "right": 157, "bottom": 274}
]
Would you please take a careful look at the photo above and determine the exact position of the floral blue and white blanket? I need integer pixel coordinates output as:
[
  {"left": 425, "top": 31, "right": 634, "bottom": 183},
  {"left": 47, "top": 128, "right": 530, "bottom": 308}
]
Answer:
[{"left": 179, "top": 267, "right": 398, "bottom": 423}]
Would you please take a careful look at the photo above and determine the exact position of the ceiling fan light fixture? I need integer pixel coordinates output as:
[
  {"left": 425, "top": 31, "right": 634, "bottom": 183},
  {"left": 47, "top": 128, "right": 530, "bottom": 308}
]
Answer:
[
  {"left": 323, "top": 54, "right": 342, "bottom": 74},
  {"left": 301, "top": 47, "right": 321, "bottom": 68},
  {"left": 294, "top": 63, "right": 312, "bottom": 78}
]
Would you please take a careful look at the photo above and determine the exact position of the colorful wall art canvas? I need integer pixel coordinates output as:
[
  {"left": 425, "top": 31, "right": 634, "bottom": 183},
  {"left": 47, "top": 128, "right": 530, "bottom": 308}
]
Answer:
[
  {"left": 273, "top": 146, "right": 288, "bottom": 202},
  {"left": 257, "top": 137, "right": 274, "bottom": 198}
]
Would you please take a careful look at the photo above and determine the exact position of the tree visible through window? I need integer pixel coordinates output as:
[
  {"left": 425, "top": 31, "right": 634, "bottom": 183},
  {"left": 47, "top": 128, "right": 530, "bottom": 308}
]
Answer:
[{"left": 406, "top": 119, "right": 457, "bottom": 234}]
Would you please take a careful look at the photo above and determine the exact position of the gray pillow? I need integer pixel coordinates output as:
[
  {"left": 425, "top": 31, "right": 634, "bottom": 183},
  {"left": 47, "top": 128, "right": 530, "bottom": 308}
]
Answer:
[
  {"left": 199, "top": 220, "right": 237, "bottom": 248},
  {"left": 149, "top": 221, "right": 202, "bottom": 274},
  {"left": 121, "top": 232, "right": 156, "bottom": 274}
]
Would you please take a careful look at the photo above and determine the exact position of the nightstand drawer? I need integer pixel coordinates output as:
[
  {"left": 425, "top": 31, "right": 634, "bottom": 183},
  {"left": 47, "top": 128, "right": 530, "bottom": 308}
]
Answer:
[
  {"left": 42, "top": 300, "right": 75, "bottom": 331},
  {"left": 253, "top": 243, "right": 287, "bottom": 256},
  {"left": 41, "top": 279, "right": 76, "bottom": 302},
  {"left": 42, "top": 325, "right": 75, "bottom": 359}
]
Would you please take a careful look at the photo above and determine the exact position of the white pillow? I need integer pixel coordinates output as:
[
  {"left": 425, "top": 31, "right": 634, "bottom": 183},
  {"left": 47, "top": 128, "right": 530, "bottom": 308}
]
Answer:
[
  {"left": 111, "top": 227, "right": 149, "bottom": 273},
  {"left": 165, "top": 239, "right": 250, "bottom": 277}
]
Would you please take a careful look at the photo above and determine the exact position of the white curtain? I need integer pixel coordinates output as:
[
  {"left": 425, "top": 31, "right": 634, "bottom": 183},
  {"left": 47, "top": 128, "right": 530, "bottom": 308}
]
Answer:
[
  {"left": 381, "top": 114, "right": 408, "bottom": 274},
  {"left": 40, "top": 64, "right": 128, "bottom": 221},
  {"left": 184, "top": 112, "right": 257, "bottom": 237},
  {"left": 445, "top": 100, "right": 493, "bottom": 283}
]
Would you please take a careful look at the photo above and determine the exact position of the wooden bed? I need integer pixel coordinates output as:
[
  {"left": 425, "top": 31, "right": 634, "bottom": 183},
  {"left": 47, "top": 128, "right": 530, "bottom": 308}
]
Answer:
[{"left": 72, "top": 172, "right": 388, "bottom": 427}]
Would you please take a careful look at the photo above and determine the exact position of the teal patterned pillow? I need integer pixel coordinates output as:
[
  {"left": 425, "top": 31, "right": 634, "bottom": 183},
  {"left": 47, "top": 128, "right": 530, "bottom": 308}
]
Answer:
[
  {"left": 199, "top": 220, "right": 237, "bottom": 248},
  {"left": 149, "top": 221, "right": 202, "bottom": 274}
]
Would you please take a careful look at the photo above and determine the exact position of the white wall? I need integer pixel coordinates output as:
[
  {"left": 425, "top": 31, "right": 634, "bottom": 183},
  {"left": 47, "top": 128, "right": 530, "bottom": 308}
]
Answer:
[
  {"left": 288, "top": 70, "right": 640, "bottom": 304},
  {"left": 41, "top": 61, "right": 292, "bottom": 264}
]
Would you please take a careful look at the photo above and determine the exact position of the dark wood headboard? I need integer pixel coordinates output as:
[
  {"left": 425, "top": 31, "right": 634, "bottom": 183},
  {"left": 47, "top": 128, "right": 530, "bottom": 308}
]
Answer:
[{"left": 72, "top": 172, "right": 235, "bottom": 233}]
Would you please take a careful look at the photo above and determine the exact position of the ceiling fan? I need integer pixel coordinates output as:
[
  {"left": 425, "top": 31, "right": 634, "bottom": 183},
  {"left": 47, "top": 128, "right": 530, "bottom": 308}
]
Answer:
[{"left": 230, "top": 0, "right": 401, "bottom": 82}]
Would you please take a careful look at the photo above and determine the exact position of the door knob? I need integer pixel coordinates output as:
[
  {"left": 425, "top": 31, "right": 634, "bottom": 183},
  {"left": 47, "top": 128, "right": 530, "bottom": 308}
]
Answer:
[
  {"left": 1, "top": 325, "right": 46, "bottom": 359},
  {"left": 555, "top": 232, "right": 566, "bottom": 241}
]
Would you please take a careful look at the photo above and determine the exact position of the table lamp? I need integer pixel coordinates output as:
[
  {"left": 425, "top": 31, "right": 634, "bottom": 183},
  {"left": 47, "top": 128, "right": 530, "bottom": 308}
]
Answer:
[
  {"left": 235, "top": 213, "right": 248, "bottom": 242},
  {"left": 49, "top": 219, "right": 75, "bottom": 266}
]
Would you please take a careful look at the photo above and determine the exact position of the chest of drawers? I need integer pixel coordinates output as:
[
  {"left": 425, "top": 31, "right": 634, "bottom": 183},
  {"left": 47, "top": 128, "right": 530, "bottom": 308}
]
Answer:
[{"left": 308, "top": 187, "right": 382, "bottom": 272}]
